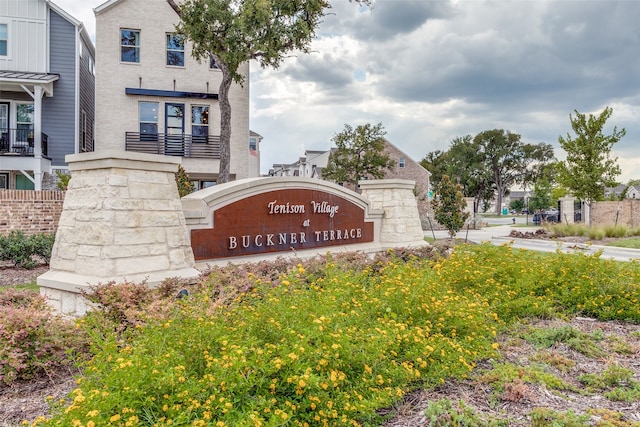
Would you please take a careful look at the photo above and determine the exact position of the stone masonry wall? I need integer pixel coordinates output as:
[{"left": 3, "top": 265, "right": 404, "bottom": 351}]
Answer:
[
  {"left": 0, "top": 190, "right": 65, "bottom": 235},
  {"left": 590, "top": 199, "right": 640, "bottom": 227},
  {"left": 359, "top": 179, "right": 425, "bottom": 247}
]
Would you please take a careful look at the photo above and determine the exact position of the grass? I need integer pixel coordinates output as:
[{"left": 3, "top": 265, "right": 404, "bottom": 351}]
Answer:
[
  {"left": 606, "top": 238, "right": 640, "bottom": 249},
  {"left": 3, "top": 244, "right": 640, "bottom": 426}
]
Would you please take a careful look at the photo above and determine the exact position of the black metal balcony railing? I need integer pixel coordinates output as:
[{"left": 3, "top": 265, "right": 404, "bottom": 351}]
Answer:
[
  {"left": 125, "top": 132, "right": 221, "bottom": 159},
  {"left": 0, "top": 128, "right": 48, "bottom": 157}
]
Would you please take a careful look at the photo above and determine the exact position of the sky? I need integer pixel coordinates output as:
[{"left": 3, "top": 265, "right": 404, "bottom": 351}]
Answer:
[{"left": 56, "top": 0, "right": 640, "bottom": 182}]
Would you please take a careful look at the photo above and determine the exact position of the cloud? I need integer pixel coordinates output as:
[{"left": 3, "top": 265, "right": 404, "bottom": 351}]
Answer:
[{"left": 56, "top": 0, "right": 640, "bottom": 183}]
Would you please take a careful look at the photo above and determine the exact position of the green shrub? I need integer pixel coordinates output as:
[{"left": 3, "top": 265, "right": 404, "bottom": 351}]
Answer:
[
  {"left": 55, "top": 170, "right": 71, "bottom": 191},
  {"left": 423, "top": 398, "right": 508, "bottom": 426},
  {"left": 0, "top": 289, "right": 88, "bottom": 384},
  {"left": 603, "top": 224, "right": 629, "bottom": 238},
  {"left": 523, "top": 325, "right": 605, "bottom": 358},
  {"left": 38, "top": 254, "right": 500, "bottom": 426},
  {"left": 0, "top": 231, "right": 55, "bottom": 269},
  {"left": 530, "top": 408, "right": 590, "bottom": 427},
  {"left": 17, "top": 244, "right": 640, "bottom": 426},
  {"left": 175, "top": 164, "right": 195, "bottom": 197}
]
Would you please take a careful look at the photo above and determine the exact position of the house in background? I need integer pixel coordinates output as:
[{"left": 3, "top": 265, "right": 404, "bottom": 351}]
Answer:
[
  {"left": 0, "top": 0, "right": 95, "bottom": 190},
  {"left": 248, "top": 130, "right": 263, "bottom": 178},
  {"left": 269, "top": 149, "right": 331, "bottom": 178},
  {"left": 270, "top": 139, "right": 432, "bottom": 228},
  {"left": 605, "top": 184, "right": 639, "bottom": 200},
  {"left": 94, "top": 0, "right": 256, "bottom": 188}
]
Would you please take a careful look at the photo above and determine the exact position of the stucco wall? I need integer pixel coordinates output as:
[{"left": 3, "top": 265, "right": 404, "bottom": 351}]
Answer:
[{"left": 0, "top": 189, "right": 64, "bottom": 235}]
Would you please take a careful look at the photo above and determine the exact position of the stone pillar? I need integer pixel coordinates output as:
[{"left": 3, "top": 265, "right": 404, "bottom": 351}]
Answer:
[
  {"left": 559, "top": 196, "right": 576, "bottom": 224},
  {"left": 359, "top": 179, "right": 427, "bottom": 248},
  {"left": 38, "top": 151, "right": 200, "bottom": 316}
]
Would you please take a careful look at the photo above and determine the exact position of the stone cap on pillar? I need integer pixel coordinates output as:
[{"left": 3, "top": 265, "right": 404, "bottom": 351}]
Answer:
[
  {"left": 66, "top": 150, "right": 180, "bottom": 173},
  {"left": 358, "top": 179, "right": 416, "bottom": 191}
]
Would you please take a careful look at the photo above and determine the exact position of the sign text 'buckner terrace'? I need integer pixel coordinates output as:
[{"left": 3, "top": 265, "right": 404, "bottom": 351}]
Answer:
[{"left": 190, "top": 189, "right": 374, "bottom": 259}]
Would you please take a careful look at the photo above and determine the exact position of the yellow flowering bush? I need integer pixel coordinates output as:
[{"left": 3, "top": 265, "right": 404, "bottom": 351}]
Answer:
[{"left": 32, "top": 245, "right": 640, "bottom": 426}]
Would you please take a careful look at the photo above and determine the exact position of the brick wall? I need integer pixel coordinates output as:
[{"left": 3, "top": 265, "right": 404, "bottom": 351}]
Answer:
[
  {"left": 0, "top": 190, "right": 65, "bottom": 235},
  {"left": 590, "top": 199, "right": 640, "bottom": 227}
]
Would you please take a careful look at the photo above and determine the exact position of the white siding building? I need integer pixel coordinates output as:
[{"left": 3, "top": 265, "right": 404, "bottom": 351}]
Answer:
[{"left": 0, "top": 0, "right": 95, "bottom": 190}]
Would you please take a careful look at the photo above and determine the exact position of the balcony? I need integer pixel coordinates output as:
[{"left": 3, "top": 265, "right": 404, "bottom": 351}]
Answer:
[
  {"left": 125, "top": 133, "right": 221, "bottom": 159},
  {"left": 0, "top": 128, "right": 48, "bottom": 157}
]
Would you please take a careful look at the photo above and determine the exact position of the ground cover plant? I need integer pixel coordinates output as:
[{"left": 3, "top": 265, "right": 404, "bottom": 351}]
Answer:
[
  {"left": 2, "top": 243, "right": 640, "bottom": 426},
  {"left": 548, "top": 223, "right": 640, "bottom": 246}
]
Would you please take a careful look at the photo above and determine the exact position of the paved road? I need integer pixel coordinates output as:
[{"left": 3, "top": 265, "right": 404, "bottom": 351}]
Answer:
[{"left": 425, "top": 223, "right": 640, "bottom": 262}]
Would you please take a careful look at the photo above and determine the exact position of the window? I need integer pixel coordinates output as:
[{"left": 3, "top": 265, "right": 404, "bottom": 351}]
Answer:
[
  {"left": 16, "top": 104, "right": 33, "bottom": 144},
  {"left": 166, "top": 34, "right": 184, "bottom": 66},
  {"left": 121, "top": 29, "right": 140, "bottom": 63},
  {"left": 139, "top": 102, "right": 158, "bottom": 140},
  {"left": 0, "top": 173, "right": 7, "bottom": 189},
  {"left": 191, "top": 106, "right": 209, "bottom": 143},
  {"left": 202, "top": 181, "right": 216, "bottom": 188},
  {"left": 399, "top": 157, "right": 405, "bottom": 168},
  {"left": 249, "top": 136, "right": 258, "bottom": 156},
  {"left": 0, "top": 24, "right": 7, "bottom": 56},
  {"left": 81, "top": 110, "right": 87, "bottom": 150},
  {"left": 209, "top": 55, "right": 219, "bottom": 69}
]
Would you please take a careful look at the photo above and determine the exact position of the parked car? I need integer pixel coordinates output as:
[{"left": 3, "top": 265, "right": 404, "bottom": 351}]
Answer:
[{"left": 544, "top": 208, "right": 559, "bottom": 222}]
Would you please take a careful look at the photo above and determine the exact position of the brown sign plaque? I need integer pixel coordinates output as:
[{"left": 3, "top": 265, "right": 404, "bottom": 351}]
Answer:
[{"left": 190, "top": 189, "right": 374, "bottom": 260}]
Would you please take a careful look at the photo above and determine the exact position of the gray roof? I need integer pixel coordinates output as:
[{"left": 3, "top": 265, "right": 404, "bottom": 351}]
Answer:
[{"left": 0, "top": 71, "right": 60, "bottom": 83}]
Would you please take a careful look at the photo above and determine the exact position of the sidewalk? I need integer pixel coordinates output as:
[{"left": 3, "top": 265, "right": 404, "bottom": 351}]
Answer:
[{"left": 425, "top": 224, "right": 640, "bottom": 262}]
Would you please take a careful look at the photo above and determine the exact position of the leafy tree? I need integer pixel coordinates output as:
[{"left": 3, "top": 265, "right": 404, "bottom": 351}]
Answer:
[
  {"left": 420, "top": 149, "right": 450, "bottom": 187},
  {"left": 509, "top": 198, "right": 525, "bottom": 213},
  {"left": 173, "top": 0, "right": 367, "bottom": 183},
  {"left": 527, "top": 178, "right": 554, "bottom": 212},
  {"left": 322, "top": 123, "right": 395, "bottom": 189},
  {"left": 422, "top": 136, "right": 493, "bottom": 214},
  {"left": 556, "top": 107, "right": 625, "bottom": 217},
  {"left": 474, "top": 129, "right": 554, "bottom": 215},
  {"left": 432, "top": 175, "right": 470, "bottom": 238}
]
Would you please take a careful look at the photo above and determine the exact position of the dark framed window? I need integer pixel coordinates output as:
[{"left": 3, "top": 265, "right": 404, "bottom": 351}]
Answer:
[
  {"left": 166, "top": 34, "right": 185, "bottom": 66},
  {"left": 0, "top": 173, "right": 8, "bottom": 189},
  {"left": 0, "top": 24, "right": 7, "bottom": 56},
  {"left": 81, "top": 110, "right": 87, "bottom": 150},
  {"left": 121, "top": 29, "right": 140, "bottom": 63},
  {"left": 209, "top": 55, "right": 219, "bottom": 69},
  {"left": 16, "top": 104, "right": 33, "bottom": 144},
  {"left": 139, "top": 102, "right": 158, "bottom": 141},
  {"left": 191, "top": 106, "right": 209, "bottom": 143}
]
